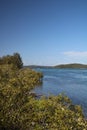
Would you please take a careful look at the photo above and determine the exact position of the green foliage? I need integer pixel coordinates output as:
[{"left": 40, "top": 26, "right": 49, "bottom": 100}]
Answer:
[
  {"left": 0, "top": 53, "right": 87, "bottom": 130},
  {"left": 0, "top": 53, "right": 23, "bottom": 69},
  {"left": 0, "top": 64, "right": 43, "bottom": 130},
  {"left": 28, "top": 95, "right": 87, "bottom": 130}
]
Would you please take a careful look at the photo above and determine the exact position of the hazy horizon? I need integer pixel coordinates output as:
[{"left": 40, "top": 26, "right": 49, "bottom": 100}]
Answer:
[
  {"left": 25, "top": 62, "right": 87, "bottom": 67},
  {"left": 0, "top": 0, "right": 87, "bottom": 66}
]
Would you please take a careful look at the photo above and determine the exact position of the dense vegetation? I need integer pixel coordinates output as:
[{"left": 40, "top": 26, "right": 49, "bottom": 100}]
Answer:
[
  {"left": 0, "top": 53, "right": 23, "bottom": 69},
  {"left": 55, "top": 63, "right": 87, "bottom": 69},
  {"left": 0, "top": 53, "right": 87, "bottom": 130}
]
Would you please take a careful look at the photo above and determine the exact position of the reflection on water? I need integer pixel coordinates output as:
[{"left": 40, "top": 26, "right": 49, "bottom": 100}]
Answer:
[{"left": 33, "top": 68, "right": 87, "bottom": 117}]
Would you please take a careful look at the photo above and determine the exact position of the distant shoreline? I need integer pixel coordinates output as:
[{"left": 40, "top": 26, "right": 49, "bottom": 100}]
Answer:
[{"left": 24, "top": 63, "right": 87, "bottom": 69}]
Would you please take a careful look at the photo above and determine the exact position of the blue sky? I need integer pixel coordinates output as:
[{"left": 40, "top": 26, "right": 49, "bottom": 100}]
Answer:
[{"left": 0, "top": 0, "right": 87, "bottom": 66}]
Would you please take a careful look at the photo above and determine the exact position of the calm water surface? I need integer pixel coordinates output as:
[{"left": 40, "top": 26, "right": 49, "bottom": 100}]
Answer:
[{"left": 33, "top": 68, "right": 87, "bottom": 117}]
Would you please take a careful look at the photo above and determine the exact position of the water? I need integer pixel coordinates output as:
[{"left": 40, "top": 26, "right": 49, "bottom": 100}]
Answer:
[{"left": 33, "top": 68, "right": 87, "bottom": 117}]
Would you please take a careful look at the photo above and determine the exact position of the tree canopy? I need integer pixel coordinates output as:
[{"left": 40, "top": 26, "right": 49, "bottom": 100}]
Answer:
[{"left": 0, "top": 53, "right": 23, "bottom": 69}]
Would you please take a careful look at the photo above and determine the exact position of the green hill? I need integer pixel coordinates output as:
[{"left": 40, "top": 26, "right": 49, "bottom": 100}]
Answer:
[{"left": 55, "top": 63, "right": 87, "bottom": 69}]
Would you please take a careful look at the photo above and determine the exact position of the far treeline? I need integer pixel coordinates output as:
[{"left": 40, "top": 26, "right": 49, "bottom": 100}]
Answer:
[
  {"left": 28, "top": 63, "right": 87, "bottom": 69},
  {"left": 0, "top": 53, "right": 87, "bottom": 130}
]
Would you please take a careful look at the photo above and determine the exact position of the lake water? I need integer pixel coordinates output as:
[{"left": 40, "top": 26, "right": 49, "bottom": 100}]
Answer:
[{"left": 33, "top": 68, "right": 87, "bottom": 117}]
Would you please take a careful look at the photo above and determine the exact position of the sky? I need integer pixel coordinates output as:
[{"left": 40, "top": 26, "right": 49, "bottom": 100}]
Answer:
[{"left": 0, "top": 0, "right": 87, "bottom": 66}]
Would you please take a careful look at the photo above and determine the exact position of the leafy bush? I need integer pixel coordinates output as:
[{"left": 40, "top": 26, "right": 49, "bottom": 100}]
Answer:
[{"left": 0, "top": 53, "right": 23, "bottom": 69}]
